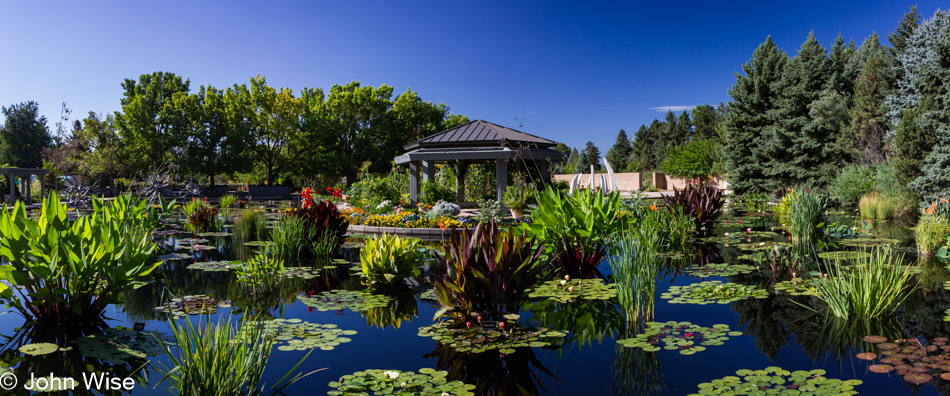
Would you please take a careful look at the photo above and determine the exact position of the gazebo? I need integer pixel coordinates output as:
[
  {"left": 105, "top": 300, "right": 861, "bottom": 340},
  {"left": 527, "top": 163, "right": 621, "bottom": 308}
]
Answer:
[
  {"left": 394, "top": 120, "right": 565, "bottom": 204},
  {"left": 0, "top": 168, "right": 48, "bottom": 205}
]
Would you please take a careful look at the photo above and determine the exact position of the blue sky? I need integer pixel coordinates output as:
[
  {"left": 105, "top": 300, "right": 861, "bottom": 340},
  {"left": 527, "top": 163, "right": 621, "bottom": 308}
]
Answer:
[{"left": 0, "top": 1, "right": 944, "bottom": 154}]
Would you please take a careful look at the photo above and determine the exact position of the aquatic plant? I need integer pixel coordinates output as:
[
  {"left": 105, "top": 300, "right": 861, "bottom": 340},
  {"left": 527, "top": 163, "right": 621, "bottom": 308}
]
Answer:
[
  {"left": 661, "top": 281, "right": 768, "bottom": 305},
  {"left": 817, "top": 251, "right": 872, "bottom": 260},
  {"left": 254, "top": 318, "right": 357, "bottom": 351},
  {"left": 298, "top": 290, "right": 392, "bottom": 312},
  {"left": 220, "top": 193, "right": 238, "bottom": 209},
  {"left": 182, "top": 197, "right": 220, "bottom": 233},
  {"left": 288, "top": 195, "right": 349, "bottom": 249},
  {"left": 431, "top": 222, "right": 547, "bottom": 323},
  {"left": 155, "top": 314, "right": 314, "bottom": 396},
  {"left": 737, "top": 191, "right": 768, "bottom": 213},
  {"left": 916, "top": 213, "right": 950, "bottom": 256},
  {"left": 155, "top": 295, "right": 232, "bottom": 318},
  {"left": 688, "top": 367, "right": 861, "bottom": 395},
  {"left": 311, "top": 231, "right": 338, "bottom": 268},
  {"left": 327, "top": 368, "right": 475, "bottom": 396},
  {"left": 859, "top": 335, "right": 950, "bottom": 384},
  {"left": 812, "top": 248, "right": 917, "bottom": 320},
  {"left": 359, "top": 234, "right": 422, "bottom": 290},
  {"left": 527, "top": 277, "right": 617, "bottom": 303},
  {"left": 617, "top": 321, "right": 743, "bottom": 355},
  {"left": 838, "top": 237, "right": 901, "bottom": 247},
  {"left": 270, "top": 215, "right": 313, "bottom": 264},
  {"left": 773, "top": 279, "right": 821, "bottom": 296},
  {"left": 661, "top": 183, "right": 724, "bottom": 234},
  {"left": 72, "top": 327, "right": 170, "bottom": 364},
  {"left": 858, "top": 191, "right": 914, "bottom": 220},
  {"left": 234, "top": 251, "right": 285, "bottom": 290},
  {"left": 186, "top": 260, "right": 244, "bottom": 272},
  {"left": 0, "top": 192, "right": 159, "bottom": 327},
  {"left": 682, "top": 263, "right": 758, "bottom": 278},
  {"left": 608, "top": 227, "right": 661, "bottom": 319},
  {"left": 788, "top": 189, "right": 827, "bottom": 243},
  {"left": 417, "top": 319, "right": 565, "bottom": 354}
]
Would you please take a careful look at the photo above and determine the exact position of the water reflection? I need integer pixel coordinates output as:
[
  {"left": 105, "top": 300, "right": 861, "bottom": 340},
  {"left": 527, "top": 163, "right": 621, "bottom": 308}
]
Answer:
[
  {"left": 423, "top": 344, "right": 561, "bottom": 396},
  {"left": 526, "top": 298, "right": 622, "bottom": 351},
  {"left": 361, "top": 292, "right": 418, "bottom": 330},
  {"left": 608, "top": 319, "right": 670, "bottom": 396}
]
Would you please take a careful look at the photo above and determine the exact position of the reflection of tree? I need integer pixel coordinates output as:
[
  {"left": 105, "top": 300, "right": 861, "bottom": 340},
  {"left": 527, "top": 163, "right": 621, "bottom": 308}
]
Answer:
[
  {"left": 118, "top": 260, "right": 238, "bottom": 321},
  {"left": 0, "top": 325, "right": 151, "bottom": 396},
  {"left": 526, "top": 298, "right": 622, "bottom": 351},
  {"left": 361, "top": 292, "right": 418, "bottom": 330},
  {"left": 608, "top": 319, "right": 670, "bottom": 396},
  {"left": 730, "top": 294, "right": 793, "bottom": 360},
  {"left": 422, "top": 344, "right": 561, "bottom": 396}
]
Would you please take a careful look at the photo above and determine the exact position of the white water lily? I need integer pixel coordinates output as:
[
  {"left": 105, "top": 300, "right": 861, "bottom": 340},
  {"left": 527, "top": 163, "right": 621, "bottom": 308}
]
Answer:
[{"left": 383, "top": 370, "right": 400, "bottom": 379}]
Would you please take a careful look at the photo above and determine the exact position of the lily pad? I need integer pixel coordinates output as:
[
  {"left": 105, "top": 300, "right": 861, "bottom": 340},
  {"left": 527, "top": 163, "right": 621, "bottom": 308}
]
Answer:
[
  {"left": 19, "top": 342, "right": 59, "bottom": 356},
  {"left": 196, "top": 232, "right": 232, "bottom": 237},
  {"left": 526, "top": 278, "right": 617, "bottom": 302},
  {"left": 327, "top": 368, "right": 476, "bottom": 396},
  {"left": 187, "top": 260, "right": 243, "bottom": 272},
  {"left": 72, "top": 328, "right": 171, "bottom": 363},
  {"left": 254, "top": 319, "right": 357, "bottom": 351},
  {"left": 157, "top": 252, "right": 194, "bottom": 261},
  {"left": 818, "top": 251, "right": 873, "bottom": 260},
  {"left": 687, "top": 366, "right": 861, "bottom": 396},
  {"left": 838, "top": 238, "right": 901, "bottom": 247},
  {"left": 155, "top": 295, "right": 231, "bottom": 317},
  {"left": 617, "top": 321, "right": 743, "bottom": 355},
  {"left": 773, "top": 278, "right": 821, "bottom": 296},
  {"left": 661, "top": 281, "right": 769, "bottom": 305},
  {"left": 298, "top": 290, "right": 392, "bottom": 312},
  {"left": 682, "top": 263, "right": 757, "bottom": 278},
  {"left": 417, "top": 319, "right": 563, "bottom": 353}
]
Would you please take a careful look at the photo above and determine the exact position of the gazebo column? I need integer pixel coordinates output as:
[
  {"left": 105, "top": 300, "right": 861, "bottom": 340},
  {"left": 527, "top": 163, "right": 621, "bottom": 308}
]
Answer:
[
  {"left": 455, "top": 160, "right": 467, "bottom": 202},
  {"left": 24, "top": 175, "right": 32, "bottom": 204},
  {"left": 422, "top": 160, "right": 435, "bottom": 183},
  {"left": 495, "top": 159, "right": 508, "bottom": 201},
  {"left": 409, "top": 162, "right": 420, "bottom": 204},
  {"left": 7, "top": 173, "right": 14, "bottom": 205},
  {"left": 540, "top": 159, "right": 551, "bottom": 185},
  {"left": 40, "top": 173, "right": 45, "bottom": 202}
]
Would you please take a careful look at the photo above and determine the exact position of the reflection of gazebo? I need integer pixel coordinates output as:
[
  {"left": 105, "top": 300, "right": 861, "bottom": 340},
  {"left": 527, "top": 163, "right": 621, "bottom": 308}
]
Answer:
[
  {"left": 394, "top": 120, "right": 565, "bottom": 204},
  {"left": 0, "top": 168, "right": 48, "bottom": 205}
]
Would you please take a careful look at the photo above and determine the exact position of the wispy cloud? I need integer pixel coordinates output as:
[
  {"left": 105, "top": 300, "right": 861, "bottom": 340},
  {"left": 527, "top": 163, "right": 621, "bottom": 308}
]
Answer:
[
  {"left": 526, "top": 110, "right": 535, "bottom": 114},
  {"left": 649, "top": 105, "right": 696, "bottom": 112}
]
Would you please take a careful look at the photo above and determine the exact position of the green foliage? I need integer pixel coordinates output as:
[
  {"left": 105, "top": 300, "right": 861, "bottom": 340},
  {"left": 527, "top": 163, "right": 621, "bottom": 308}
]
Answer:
[
  {"left": 0, "top": 192, "right": 159, "bottom": 326},
  {"left": 270, "top": 216, "right": 313, "bottom": 265},
  {"left": 359, "top": 234, "right": 421, "bottom": 290},
  {"left": 788, "top": 190, "right": 827, "bottom": 243},
  {"left": 156, "top": 314, "right": 313, "bottom": 396},
  {"left": 115, "top": 71, "right": 191, "bottom": 170},
  {"left": 576, "top": 141, "right": 601, "bottom": 173},
  {"left": 662, "top": 139, "right": 718, "bottom": 179},
  {"left": 474, "top": 199, "right": 508, "bottom": 224},
  {"left": 220, "top": 194, "right": 238, "bottom": 209},
  {"left": 235, "top": 251, "right": 284, "bottom": 290},
  {"left": 502, "top": 182, "right": 534, "bottom": 212},
  {"left": 605, "top": 129, "right": 632, "bottom": 172},
  {"left": 858, "top": 191, "right": 914, "bottom": 220},
  {"left": 173, "top": 85, "right": 250, "bottom": 183},
  {"left": 608, "top": 227, "right": 661, "bottom": 319},
  {"left": 182, "top": 198, "right": 219, "bottom": 233},
  {"left": 288, "top": 196, "right": 349, "bottom": 250},
  {"left": 828, "top": 164, "right": 875, "bottom": 207},
  {"left": 418, "top": 180, "right": 455, "bottom": 204},
  {"left": 234, "top": 210, "right": 267, "bottom": 244},
  {"left": 893, "top": 103, "right": 934, "bottom": 190},
  {"left": 661, "top": 184, "right": 724, "bottom": 234},
  {"left": 432, "top": 223, "right": 547, "bottom": 323},
  {"left": 348, "top": 170, "right": 405, "bottom": 209},
  {"left": 0, "top": 101, "right": 52, "bottom": 168},
  {"left": 916, "top": 214, "right": 950, "bottom": 255},
  {"left": 813, "top": 248, "right": 917, "bottom": 320}
]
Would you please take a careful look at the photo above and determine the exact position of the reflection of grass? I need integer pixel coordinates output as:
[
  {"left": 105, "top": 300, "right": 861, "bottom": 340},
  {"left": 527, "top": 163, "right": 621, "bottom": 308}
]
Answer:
[
  {"left": 811, "top": 314, "right": 903, "bottom": 366},
  {"left": 609, "top": 319, "right": 669, "bottom": 396},
  {"left": 608, "top": 228, "right": 660, "bottom": 319}
]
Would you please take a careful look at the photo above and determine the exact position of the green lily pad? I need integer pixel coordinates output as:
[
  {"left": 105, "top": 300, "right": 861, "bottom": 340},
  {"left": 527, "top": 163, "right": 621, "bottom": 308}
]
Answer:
[
  {"left": 19, "top": 342, "right": 59, "bottom": 356},
  {"left": 186, "top": 260, "right": 244, "bottom": 272},
  {"left": 661, "top": 281, "right": 769, "bottom": 304},
  {"left": 683, "top": 263, "right": 758, "bottom": 278},
  {"left": 617, "top": 321, "right": 742, "bottom": 355},
  {"left": 526, "top": 278, "right": 617, "bottom": 302},
  {"left": 838, "top": 238, "right": 900, "bottom": 247},
  {"left": 687, "top": 367, "right": 861, "bottom": 395},
  {"left": 417, "top": 319, "right": 562, "bottom": 353},
  {"left": 773, "top": 278, "right": 821, "bottom": 296},
  {"left": 327, "top": 368, "right": 474, "bottom": 396},
  {"left": 72, "top": 328, "right": 172, "bottom": 364},
  {"left": 196, "top": 232, "right": 232, "bottom": 237},
  {"left": 298, "top": 290, "right": 392, "bottom": 312},
  {"left": 157, "top": 252, "right": 194, "bottom": 261},
  {"left": 253, "top": 319, "right": 357, "bottom": 351},
  {"left": 818, "top": 251, "right": 873, "bottom": 260},
  {"left": 155, "top": 295, "right": 231, "bottom": 317}
]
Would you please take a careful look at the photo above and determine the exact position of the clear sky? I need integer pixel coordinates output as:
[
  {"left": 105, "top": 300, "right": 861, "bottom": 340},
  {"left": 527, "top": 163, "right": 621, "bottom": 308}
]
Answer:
[{"left": 0, "top": 1, "right": 944, "bottom": 154}]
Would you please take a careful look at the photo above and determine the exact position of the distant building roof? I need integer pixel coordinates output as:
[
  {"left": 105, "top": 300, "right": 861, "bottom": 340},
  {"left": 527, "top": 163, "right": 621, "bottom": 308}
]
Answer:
[{"left": 403, "top": 119, "right": 558, "bottom": 150}]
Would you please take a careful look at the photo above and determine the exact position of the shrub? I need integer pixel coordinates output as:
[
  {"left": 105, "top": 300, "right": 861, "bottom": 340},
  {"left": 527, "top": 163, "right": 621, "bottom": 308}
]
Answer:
[
  {"left": 813, "top": 248, "right": 917, "bottom": 320},
  {"left": 662, "top": 139, "right": 717, "bottom": 180},
  {"left": 828, "top": 164, "right": 875, "bottom": 207},
  {"left": 419, "top": 181, "right": 456, "bottom": 204},
  {"left": 183, "top": 198, "right": 219, "bottom": 233},
  {"left": 502, "top": 183, "right": 535, "bottom": 214},
  {"left": 916, "top": 214, "right": 950, "bottom": 256},
  {"left": 156, "top": 314, "right": 313, "bottom": 396},
  {"left": 431, "top": 222, "right": 547, "bottom": 323},
  {"left": 288, "top": 196, "right": 349, "bottom": 250},
  {"left": 359, "top": 234, "right": 421, "bottom": 290},
  {"left": 0, "top": 193, "right": 159, "bottom": 327},
  {"left": 475, "top": 199, "right": 508, "bottom": 224},
  {"left": 428, "top": 200, "right": 461, "bottom": 217},
  {"left": 661, "top": 184, "right": 724, "bottom": 235},
  {"left": 789, "top": 190, "right": 827, "bottom": 243}
]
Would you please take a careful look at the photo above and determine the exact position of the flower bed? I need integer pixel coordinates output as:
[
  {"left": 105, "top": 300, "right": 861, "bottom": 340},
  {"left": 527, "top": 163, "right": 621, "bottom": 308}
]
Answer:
[{"left": 347, "top": 211, "right": 474, "bottom": 229}]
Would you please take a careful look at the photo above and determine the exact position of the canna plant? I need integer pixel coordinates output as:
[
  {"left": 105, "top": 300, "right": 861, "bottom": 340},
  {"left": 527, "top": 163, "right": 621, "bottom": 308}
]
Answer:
[
  {"left": 288, "top": 195, "right": 349, "bottom": 250},
  {"left": 359, "top": 234, "right": 421, "bottom": 290},
  {"left": 661, "top": 183, "right": 724, "bottom": 235},
  {"left": 182, "top": 198, "right": 219, "bottom": 233},
  {"left": 431, "top": 221, "right": 548, "bottom": 323},
  {"left": 0, "top": 192, "right": 159, "bottom": 327}
]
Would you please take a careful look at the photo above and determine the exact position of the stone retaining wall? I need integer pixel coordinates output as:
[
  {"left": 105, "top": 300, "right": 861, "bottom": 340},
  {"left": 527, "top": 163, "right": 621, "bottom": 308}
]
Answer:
[{"left": 347, "top": 224, "right": 455, "bottom": 241}]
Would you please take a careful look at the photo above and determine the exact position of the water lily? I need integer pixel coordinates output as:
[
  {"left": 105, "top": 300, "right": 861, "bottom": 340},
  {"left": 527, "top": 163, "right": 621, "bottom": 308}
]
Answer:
[
  {"left": 384, "top": 371, "right": 400, "bottom": 379},
  {"left": 466, "top": 322, "right": 472, "bottom": 328}
]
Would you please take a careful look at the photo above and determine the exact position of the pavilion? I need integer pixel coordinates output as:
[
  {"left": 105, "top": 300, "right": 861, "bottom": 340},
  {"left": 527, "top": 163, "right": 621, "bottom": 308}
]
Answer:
[
  {"left": 0, "top": 168, "right": 48, "bottom": 205},
  {"left": 394, "top": 120, "right": 565, "bottom": 204}
]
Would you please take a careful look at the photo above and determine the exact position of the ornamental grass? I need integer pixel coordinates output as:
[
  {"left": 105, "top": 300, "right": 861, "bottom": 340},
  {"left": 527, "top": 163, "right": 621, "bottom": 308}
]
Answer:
[{"left": 813, "top": 248, "right": 917, "bottom": 321}]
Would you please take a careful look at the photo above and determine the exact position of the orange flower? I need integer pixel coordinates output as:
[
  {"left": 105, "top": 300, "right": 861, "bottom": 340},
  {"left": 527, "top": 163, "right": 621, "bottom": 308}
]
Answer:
[
  {"left": 942, "top": 198, "right": 948, "bottom": 204},
  {"left": 649, "top": 204, "right": 657, "bottom": 211}
]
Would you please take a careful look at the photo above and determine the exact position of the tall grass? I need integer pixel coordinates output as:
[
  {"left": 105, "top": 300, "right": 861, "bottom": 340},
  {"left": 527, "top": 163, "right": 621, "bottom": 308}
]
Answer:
[
  {"left": 220, "top": 194, "right": 238, "bottom": 209},
  {"left": 608, "top": 228, "right": 661, "bottom": 320},
  {"left": 155, "top": 314, "right": 315, "bottom": 396},
  {"left": 858, "top": 191, "right": 914, "bottom": 220},
  {"left": 915, "top": 213, "right": 950, "bottom": 256},
  {"left": 813, "top": 248, "right": 917, "bottom": 320},
  {"left": 789, "top": 190, "right": 827, "bottom": 243},
  {"left": 270, "top": 216, "right": 313, "bottom": 265}
]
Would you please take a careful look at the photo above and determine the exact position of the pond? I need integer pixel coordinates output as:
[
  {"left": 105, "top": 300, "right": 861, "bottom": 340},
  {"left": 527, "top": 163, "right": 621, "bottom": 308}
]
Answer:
[{"left": 1, "top": 201, "right": 948, "bottom": 395}]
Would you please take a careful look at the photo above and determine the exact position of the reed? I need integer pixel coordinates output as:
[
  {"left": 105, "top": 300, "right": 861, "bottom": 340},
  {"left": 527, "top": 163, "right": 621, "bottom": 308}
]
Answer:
[
  {"left": 915, "top": 213, "right": 950, "bottom": 256},
  {"left": 813, "top": 248, "right": 917, "bottom": 320},
  {"left": 608, "top": 227, "right": 661, "bottom": 320},
  {"left": 858, "top": 191, "right": 914, "bottom": 220},
  {"left": 789, "top": 190, "right": 827, "bottom": 243},
  {"left": 220, "top": 194, "right": 238, "bottom": 209},
  {"left": 155, "top": 314, "right": 315, "bottom": 396},
  {"left": 270, "top": 216, "right": 313, "bottom": 265}
]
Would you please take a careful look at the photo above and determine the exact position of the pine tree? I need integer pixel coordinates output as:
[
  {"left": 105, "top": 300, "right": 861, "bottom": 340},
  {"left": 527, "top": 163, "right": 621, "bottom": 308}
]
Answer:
[
  {"left": 893, "top": 101, "right": 933, "bottom": 189},
  {"left": 888, "top": 5, "right": 921, "bottom": 56},
  {"left": 675, "top": 111, "right": 692, "bottom": 141},
  {"left": 691, "top": 104, "right": 721, "bottom": 141},
  {"left": 723, "top": 36, "right": 788, "bottom": 194},
  {"left": 629, "top": 125, "right": 654, "bottom": 172},
  {"left": 577, "top": 141, "right": 601, "bottom": 172},
  {"left": 605, "top": 129, "right": 632, "bottom": 171}
]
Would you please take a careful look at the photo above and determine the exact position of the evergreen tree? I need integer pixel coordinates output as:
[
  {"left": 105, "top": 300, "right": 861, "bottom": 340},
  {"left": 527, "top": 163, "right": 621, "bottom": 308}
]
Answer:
[
  {"left": 0, "top": 101, "right": 52, "bottom": 168},
  {"left": 675, "top": 111, "right": 692, "bottom": 141},
  {"left": 885, "top": 10, "right": 949, "bottom": 130},
  {"left": 576, "top": 141, "right": 601, "bottom": 173},
  {"left": 909, "top": 28, "right": 950, "bottom": 203},
  {"left": 847, "top": 54, "right": 889, "bottom": 165},
  {"left": 605, "top": 129, "right": 632, "bottom": 171},
  {"left": 888, "top": 5, "right": 921, "bottom": 56},
  {"left": 824, "top": 34, "right": 858, "bottom": 96},
  {"left": 691, "top": 104, "right": 721, "bottom": 141},
  {"left": 723, "top": 36, "right": 787, "bottom": 194},
  {"left": 893, "top": 101, "right": 933, "bottom": 189},
  {"left": 628, "top": 125, "right": 654, "bottom": 172}
]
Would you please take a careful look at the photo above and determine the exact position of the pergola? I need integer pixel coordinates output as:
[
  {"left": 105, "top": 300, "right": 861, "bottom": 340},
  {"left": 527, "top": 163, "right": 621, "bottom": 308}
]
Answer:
[
  {"left": 0, "top": 168, "right": 48, "bottom": 205},
  {"left": 394, "top": 120, "right": 565, "bottom": 204}
]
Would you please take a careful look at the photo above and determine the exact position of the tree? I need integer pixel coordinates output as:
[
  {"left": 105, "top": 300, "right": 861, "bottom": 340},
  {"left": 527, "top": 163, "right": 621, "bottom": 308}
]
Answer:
[
  {"left": 42, "top": 119, "right": 86, "bottom": 175},
  {"left": 576, "top": 141, "right": 601, "bottom": 173},
  {"left": 77, "top": 112, "right": 124, "bottom": 184},
  {"left": 228, "top": 75, "right": 301, "bottom": 185},
  {"left": 885, "top": 10, "right": 949, "bottom": 129},
  {"left": 691, "top": 104, "right": 721, "bottom": 141},
  {"left": 0, "top": 101, "right": 52, "bottom": 168},
  {"left": 888, "top": 5, "right": 921, "bottom": 56},
  {"left": 605, "top": 129, "right": 632, "bottom": 171},
  {"left": 629, "top": 123, "right": 658, "bottom": 172},
  {"left": 892, "top": 101, "right": 933, "bottom": 190},
  {"left": 847, "top": 54, "right": 889, "bottom": 165},
  {"left": 723, "top": 36, "right": 787, "bottom": 194},
  {"left": 114, "top": 71, "right": 191, "bottom": 171},
  {"left": 908, "top": 26, "right": 950, "bottom": 203},
  {"left": 662, "top": 139, "right": 717, "bottom": 180},
  {"left": 675, "top": 110, "right": 692, "bottom": 141},
  {"left": 173, "top": 85, "right": 249, "bottom": 185}
]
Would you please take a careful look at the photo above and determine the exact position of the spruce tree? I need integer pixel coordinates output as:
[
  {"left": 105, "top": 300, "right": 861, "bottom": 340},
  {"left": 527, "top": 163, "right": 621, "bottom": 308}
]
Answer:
[
  {"left": 691, "top": 104, "right": 721, "bottom": 141},
  {"left": 908, "top": 29, "right": 950, "bottom": 203},
  {"left": 888, "top": 5, "right": 921, "bottom": 56},
  {"left": 847, "top": 54, "right": 889, "bottom": 165},
  {"left": 893, "top": 101, "right": 933, "bottom": 189},
  {"left": 578, "top": 141, "right": 601, "bottom": 172},
  {"left": 629, "top": 125, "right": 654, "bottom": 172},
  {"left": 885, "top": 10, "right": 949, "bottom": 129},
  {"left": 605, "top": 129, "right": 632, "bottom": 171},
  {"left": 723, "top": 36, "right": 787, "bottom": 194}
]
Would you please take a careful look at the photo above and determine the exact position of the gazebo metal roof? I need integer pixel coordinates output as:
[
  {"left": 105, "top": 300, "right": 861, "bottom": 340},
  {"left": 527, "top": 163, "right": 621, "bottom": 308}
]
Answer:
[{"left": 403, "top": 119, "right": 558, "bottom": 150}]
